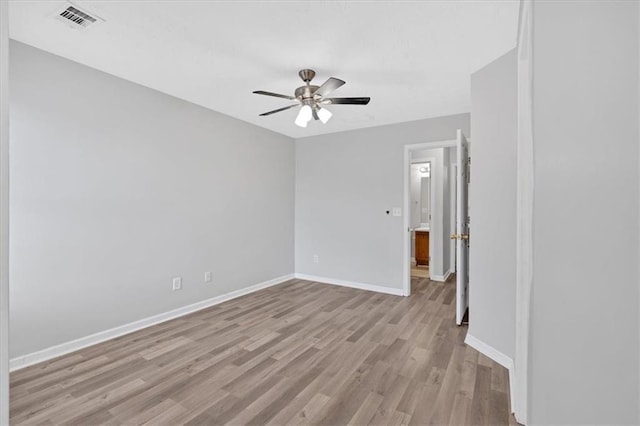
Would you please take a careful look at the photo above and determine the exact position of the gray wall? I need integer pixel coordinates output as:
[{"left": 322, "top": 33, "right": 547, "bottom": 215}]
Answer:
[
  {"left": 530, "top": 1, "right": 639, "bottom": 424},
  {"left": 468, "top": 49, "right": 517, "bottom": 360},
  {"left": 9, "top": 42, "right": 295, "bottom": 358},
  {"left": 295, "top": 114, "right": 469, "bottom": 290}
]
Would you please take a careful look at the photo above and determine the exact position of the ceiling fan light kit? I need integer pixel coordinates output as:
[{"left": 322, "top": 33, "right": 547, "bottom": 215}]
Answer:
[
  {"left": 317, "top": 107, "right": 332, "bottom": 124},
  {"left": 253, "top": 69, "right": 370, "bottom": 128},
  {"left": 295, "top": 105, "right": 313, "bottom": 128}
]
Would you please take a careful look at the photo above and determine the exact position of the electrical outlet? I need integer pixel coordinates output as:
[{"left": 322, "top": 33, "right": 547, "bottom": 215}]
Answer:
[
  {"left": 313, "top": 255, "right": 319, "bottom": 263},
  {"left": 204, "top": 272, "right": 212, "bottom": 283},
  {"left": 172, "top": 277, "right": 182, "bottom": 291}
]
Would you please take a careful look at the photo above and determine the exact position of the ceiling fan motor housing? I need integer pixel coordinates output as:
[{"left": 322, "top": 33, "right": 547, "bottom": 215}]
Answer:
[
  {"left": 295, "top": 85, "right": 320, "bottom": 101},
  {"left": 298, "top": 69, "right": 316, "bottom": 83}
]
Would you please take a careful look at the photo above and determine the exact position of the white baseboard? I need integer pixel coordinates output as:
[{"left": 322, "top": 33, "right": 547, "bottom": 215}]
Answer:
[
  {"left": 464, "top": 333, "right": 515, "bottom": 414},
  {"left": 294, "top": 273, "right": 404, "bottom": 296},
  {"left": 430, "top": 269, "right": 452, "bottom": 282},
  {"left": 10, "top": 274, "right": 295, "bottom": 372}
]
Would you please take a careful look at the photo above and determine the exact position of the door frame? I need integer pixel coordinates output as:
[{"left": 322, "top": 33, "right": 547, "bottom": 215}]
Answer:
[
  {"left": 450, "top": 164, "right": 457, "bottom": 273},
  {"left": 0, "top": 1, "right": 10, "bottom": 423},
  {"left": 455, "top": 129, "right": 470, "bottom": 325},
  {"left": 513, "top": 0, "right": 533, "bottom": 423},
  {"left": 403, "top": 139, "right": 456, "bottom": 296}
]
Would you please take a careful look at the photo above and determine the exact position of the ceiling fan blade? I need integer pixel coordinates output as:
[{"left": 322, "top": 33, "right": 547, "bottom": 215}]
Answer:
[
  {"left": 313, "top": 77, "right": 346, "bottom": 97},
  {"left": 259, "top": 104, "right": 299, "bottom": 116},
  {"left": 253, "top": 90, "right": 295, "bottom": 100},
  {"left": 324, "top": 97, "right": 371, "bottom": 105}
]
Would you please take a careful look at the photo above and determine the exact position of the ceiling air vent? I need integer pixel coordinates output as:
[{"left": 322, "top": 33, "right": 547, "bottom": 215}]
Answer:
[{"left": 54, "top": 3, "right": 104, "bottom": 30}]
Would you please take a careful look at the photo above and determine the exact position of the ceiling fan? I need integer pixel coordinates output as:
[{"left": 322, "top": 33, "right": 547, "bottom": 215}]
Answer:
[{"left": 253, "top": 69, "right": 371, "bottom": 128}]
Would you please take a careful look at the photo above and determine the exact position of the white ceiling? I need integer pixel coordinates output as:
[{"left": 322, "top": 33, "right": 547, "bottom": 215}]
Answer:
[{"left": 9, "top": 0, "right": 519, "bottom": 139}]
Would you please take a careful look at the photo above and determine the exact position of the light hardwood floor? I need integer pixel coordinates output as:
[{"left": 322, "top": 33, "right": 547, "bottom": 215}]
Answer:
[
  {"left": 10, "top": 277, "right": 515, "bottom": 425},
  {"left": 410, "top": 266, "right": 429, "bottom": 279}
]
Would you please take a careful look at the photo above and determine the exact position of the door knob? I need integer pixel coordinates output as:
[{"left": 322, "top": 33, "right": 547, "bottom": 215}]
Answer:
[
  {"left": 461, "top": 234, "right": 469, "bottom": 241},
  {"left": 450, "top": 234, "right": 459, "bottom": 240}
]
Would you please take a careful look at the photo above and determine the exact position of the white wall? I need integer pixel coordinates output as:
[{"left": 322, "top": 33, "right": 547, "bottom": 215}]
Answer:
[
  {"left": 409, "top": 164, "right": 424, "bottom": 230},
  {"left": 530, "top": 1, "right": 639, "bottom": 424},
  {"left": 468, "top": 49, "right": 517, "bottom": 361},
  {"left": 0, "top": 1, "right": 10, "bottom": 423},
  {"left": 295, "top": 114, "right": 469, "bottom": 291},
  {"left": 419, "top": 172, "right": 430, "bottom": 226},
  {"left": 9, "top": 42, "right": 295, "bottom": 358}
]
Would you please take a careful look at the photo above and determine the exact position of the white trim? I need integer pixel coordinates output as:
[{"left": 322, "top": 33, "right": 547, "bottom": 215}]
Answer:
[
  {"left": 514, "top": 0, "right": 533, "bottom": 423},
  {"left": 638, "top": 0, "right": 640, "bottom": 418},
  {"left": 403, "top": 139, "right": 457, "bottom": 297},
  {"left": 465, "top": 333, "right": 513, "bottom": 370},
  {"left": 10, "top": 274, "right": 294, "bottom": 371},
  {"left": 294, "top": 273, "right": 404, "bottom": 296},
  {"left": 411, "top": 141, "right": 457, "bottom": 151},
  {"left": 403, "top": 146, "right": 411, "bottom": 296},
  {"left": 0, "top": 2, "right": 9, "bottom": 423},
  {"left": 465, "top": 333, "right": 515, "bottom": 413},
  {"left": 429, "top": 269, "right": 452, "bottom": 282},
  {"left": 449, "top": 165, "right": 457, "bottom": 273}
]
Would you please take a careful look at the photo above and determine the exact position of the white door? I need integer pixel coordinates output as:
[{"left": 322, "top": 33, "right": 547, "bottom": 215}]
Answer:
[{"left": 455, "top": 129, "right": 470, "bottom": 325}]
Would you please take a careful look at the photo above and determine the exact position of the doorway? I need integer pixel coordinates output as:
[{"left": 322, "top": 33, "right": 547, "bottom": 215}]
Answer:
[
  {"left": 403, "top": 130, "right": 470, "bottom": 326},
  {"left": 409, "top": 159, "right": 433, "bottom": 280},
  {"left": 402, "top": 139, "right": 456, "bottom": 296}
]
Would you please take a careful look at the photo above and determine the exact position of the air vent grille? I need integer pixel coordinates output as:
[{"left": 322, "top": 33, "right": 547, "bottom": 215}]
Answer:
[
  {"left": 60, "top": 6, "right": 96, "bottom": 27},
  {"left": 53, "top": 3, "right": 104, "bottom": 29}
]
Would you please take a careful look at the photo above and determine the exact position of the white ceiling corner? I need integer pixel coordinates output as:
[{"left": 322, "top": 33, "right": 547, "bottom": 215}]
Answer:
[{"left": 8, "top": 0, "right": 519, "bottom": 138}]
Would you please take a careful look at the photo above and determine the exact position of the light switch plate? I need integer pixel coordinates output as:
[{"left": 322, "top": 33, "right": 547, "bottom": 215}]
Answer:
[
  {"left": 204, "top": 272, "right": 212, "bottom": 283},
  {"left": 172, "top": 277, "right": 182, "bottom": 291},
  {"left": 392, "top": 207, "right": 402, "bottom": 217}
]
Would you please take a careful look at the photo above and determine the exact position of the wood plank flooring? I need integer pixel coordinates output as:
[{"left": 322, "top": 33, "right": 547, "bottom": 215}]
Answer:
[
  {"left": 410, "top": 266, "right": 429, "bottom": 279},
  {"left": 10, "top": 277, "right": 516, "bottom": 425}
]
